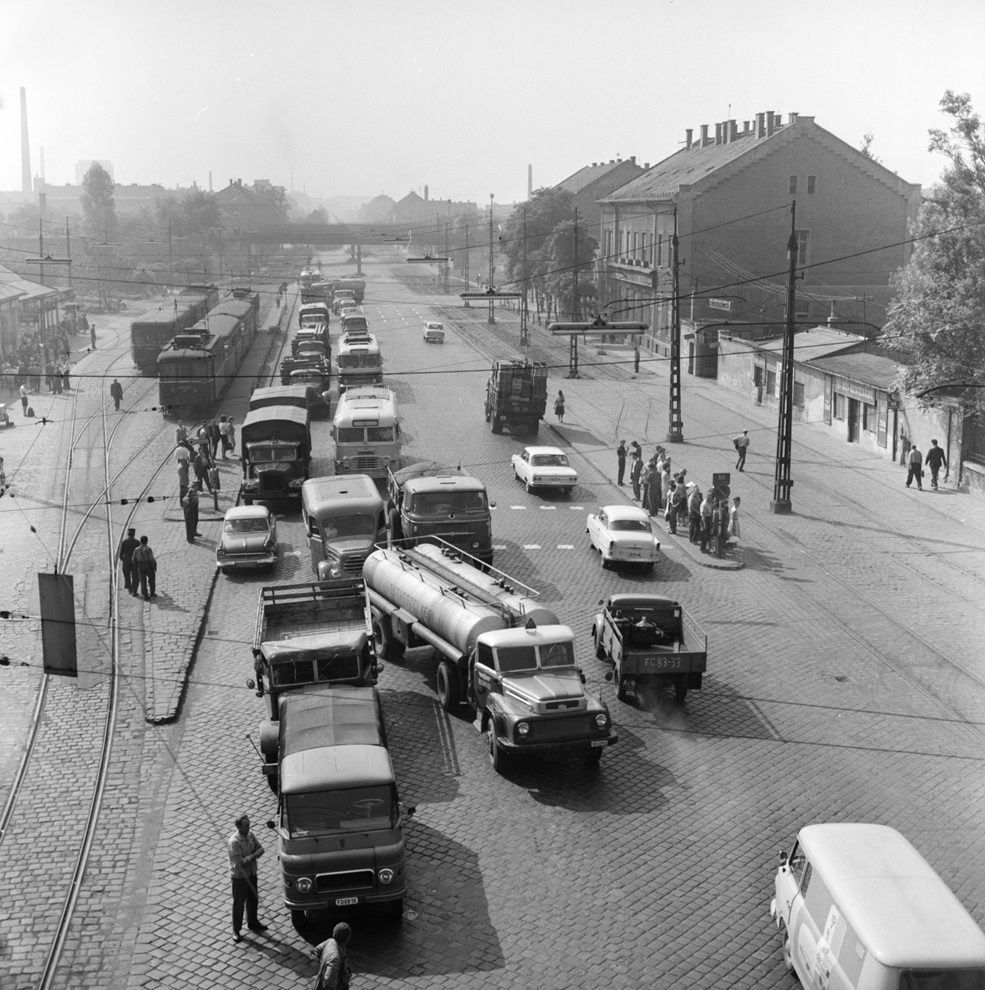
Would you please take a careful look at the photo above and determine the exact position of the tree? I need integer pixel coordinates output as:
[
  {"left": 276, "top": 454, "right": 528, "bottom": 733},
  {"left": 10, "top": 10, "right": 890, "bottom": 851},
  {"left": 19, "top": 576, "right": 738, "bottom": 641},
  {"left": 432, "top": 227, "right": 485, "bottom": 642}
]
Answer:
[
  {"left": 540, "top": 219, "right": 599, "bottom": 321},
  {"left": 860, "top": 132, "right": 881, "bottom": 164},
  {"left": 884, "top": 91, "right": 985, "bottom": 413},
  {"left": 80, "top": 162, "right": 117, "bottom": 243},
  {"left": 501, "top": 187, "right": 576, "bottom": 287},
  {"left": 308, "top": 206, "right": 329, "bottom": 223}
]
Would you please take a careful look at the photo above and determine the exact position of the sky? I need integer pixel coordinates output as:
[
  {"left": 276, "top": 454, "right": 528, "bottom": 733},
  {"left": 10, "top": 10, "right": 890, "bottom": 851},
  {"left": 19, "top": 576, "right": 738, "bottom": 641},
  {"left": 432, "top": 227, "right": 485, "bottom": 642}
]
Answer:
[{"left": 1, "top": 0, "right": 984, "bottom": 206}]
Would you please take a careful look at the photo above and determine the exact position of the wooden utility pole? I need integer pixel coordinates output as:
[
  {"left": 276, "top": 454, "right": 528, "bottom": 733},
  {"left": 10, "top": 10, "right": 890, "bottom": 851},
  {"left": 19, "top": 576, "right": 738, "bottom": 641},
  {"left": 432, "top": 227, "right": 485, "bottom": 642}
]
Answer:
[
  {"left": 771, "top": 202, "right": 799, "bottom": 514},
  {"left": 666, "top": 207, "right": 684, "bottom": 443}
]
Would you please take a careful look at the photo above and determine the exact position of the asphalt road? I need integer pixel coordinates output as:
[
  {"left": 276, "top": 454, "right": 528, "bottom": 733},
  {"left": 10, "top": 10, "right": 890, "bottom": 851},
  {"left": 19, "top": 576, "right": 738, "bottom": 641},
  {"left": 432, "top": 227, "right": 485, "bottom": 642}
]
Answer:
[{"left": 2, "top": 255, "right": 985, "bottom": 990}]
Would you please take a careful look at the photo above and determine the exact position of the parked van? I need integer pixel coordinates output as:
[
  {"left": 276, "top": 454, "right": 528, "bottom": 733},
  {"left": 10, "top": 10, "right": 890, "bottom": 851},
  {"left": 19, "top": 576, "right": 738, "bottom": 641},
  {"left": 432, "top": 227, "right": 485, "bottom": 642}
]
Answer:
[
  {"left": 301, "top": 474, "right": 387, "bottom": 580},
  {"left": 771, "top": 823, "right": 985, "bottom": 990}
]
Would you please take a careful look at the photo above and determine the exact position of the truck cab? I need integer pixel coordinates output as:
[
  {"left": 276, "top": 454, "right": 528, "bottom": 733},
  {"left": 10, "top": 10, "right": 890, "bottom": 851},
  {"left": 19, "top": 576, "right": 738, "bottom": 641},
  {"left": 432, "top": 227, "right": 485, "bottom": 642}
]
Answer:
[
  {"left": 269, "top": 686, "right": 410, "bottom": 925},
  {"left": 470, "top": 624, "right": 617, "bottom": 771},
  {"left": 241, "top": 404, "right": 312, "bottom": 506}
]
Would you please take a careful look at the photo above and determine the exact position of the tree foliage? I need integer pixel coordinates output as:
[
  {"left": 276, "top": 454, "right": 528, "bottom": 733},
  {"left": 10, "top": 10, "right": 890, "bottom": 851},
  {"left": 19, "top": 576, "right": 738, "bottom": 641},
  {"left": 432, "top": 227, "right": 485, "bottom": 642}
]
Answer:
[
  {"left": 541, "top": 219, "right": 599, "bottom": 320},
  {"left": 501, "top": 187, "right": 576, "bottom": 288},
  {"left": 81, "top": 162, "right": 117, "bottom": 242},
  {"left": 885, "top": 91, "right": 985, "bottom": 413}
]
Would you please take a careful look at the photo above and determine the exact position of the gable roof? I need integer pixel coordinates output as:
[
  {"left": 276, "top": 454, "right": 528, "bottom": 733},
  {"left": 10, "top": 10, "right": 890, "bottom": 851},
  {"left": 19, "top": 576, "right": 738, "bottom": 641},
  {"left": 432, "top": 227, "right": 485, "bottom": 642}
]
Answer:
[
  {"left": 557, "top": 161, "right": 638, "bottom": 196},
  {"left": 806, "top": 351, "right": 904, "bottom": 390},
  {"left": 754, "top": 326, "right": 866, "bottom": 361},
  {"left": 0, "top": 263, "right": 57, "bottom": 303},
  {"left": 601, "top": 115, "right": 918, "bottom": 205}
]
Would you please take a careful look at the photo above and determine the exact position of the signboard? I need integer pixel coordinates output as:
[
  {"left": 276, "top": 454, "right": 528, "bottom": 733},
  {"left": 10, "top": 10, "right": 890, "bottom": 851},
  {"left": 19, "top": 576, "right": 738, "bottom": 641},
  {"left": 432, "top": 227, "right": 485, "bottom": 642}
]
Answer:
[
  {"left": 712, "top": 472, "right": 731, "bottom": 500},
  {"left": 835, "top": 379, "right": 876, "bottom": 404},
  {"left": 709, "top": 298, "right": 733, "bottom": 313},
  {"left": 612, "top": 268, "right": 657, "bottom": 289}
]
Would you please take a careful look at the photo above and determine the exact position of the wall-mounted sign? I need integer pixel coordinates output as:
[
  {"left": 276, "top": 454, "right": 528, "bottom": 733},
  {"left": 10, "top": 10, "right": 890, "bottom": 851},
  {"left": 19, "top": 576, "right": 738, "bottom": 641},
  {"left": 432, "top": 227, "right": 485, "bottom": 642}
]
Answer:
[
  {"left": 611, "top": 268, "right": 657, "bottom": 289},
  {"left": 709, "top": 298, "right": 733, "bottom": 313},
  {"left": 836, "top": 379, "right": 876, "bottom": 404}
]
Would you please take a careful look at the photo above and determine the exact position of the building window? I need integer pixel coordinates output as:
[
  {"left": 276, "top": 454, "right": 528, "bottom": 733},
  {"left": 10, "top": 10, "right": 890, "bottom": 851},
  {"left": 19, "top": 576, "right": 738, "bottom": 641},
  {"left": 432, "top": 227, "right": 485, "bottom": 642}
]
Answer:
[
  {"left": 753, "top": 365, "right": 765, "bottom": 387},
  {"left": 632, "top": 232, "right": 639, "bottom": 259},
  {"left": 862, "top": 402, "right": 876, "bottom": 431},
  {"left": 794, "top": 381, "right": 805, "bottom": 407},
  {"left": 766, "top": 369, "right": 777, "bottom": 396},
  {"left": 605, "top": 229, "right": 613, "bottom": 261},
  {"left": 794, "top": 229, "right": 810, "bottom": 266},
  {"left": 789, "top": 175, "right": 798, "bottom": 195},
  {"left": 833, "top": 393, "right": 845, "bottom": 420},
  {"left": 795, "top": 298, "right": 811, "bottom": 319},
  {"left": 807, "top": 175, "right": 816, "bottom": 194},
  {"left": 657, "top": 234, "right": 664, "bottom": 267}
]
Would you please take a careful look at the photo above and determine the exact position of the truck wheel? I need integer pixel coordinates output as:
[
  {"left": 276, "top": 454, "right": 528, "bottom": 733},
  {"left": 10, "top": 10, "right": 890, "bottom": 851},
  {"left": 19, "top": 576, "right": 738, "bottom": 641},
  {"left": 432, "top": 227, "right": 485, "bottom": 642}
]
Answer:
[
  {"left": 528, "top": 420, "right": 539, "bottom": 434},
  {"left": 436, "top": 661, "right": 461, "bottom": 711},
  {"left": 616, "top": 678, "right": 629, "bottom": 703},
  {"left": 484, "top": 406, "right": 491, "bottom": 423},
  {"left": 265, "top": 758, "right": 279, "bottom": 795},
  {"left": 487, "top": 718, "right": 510, "bottom": 773},
  {"left": 491, "top": 416, "right": 503, "bottom": 435},
  {"left": 585, "top": 747, "right": 603, "bottom": 767},
  {"left": 592, "top": 631, "right": 606, "bottom": 660},
  {"left": 674, "top": 680, "right": 688, "bottom": 704},
  {"left": 373, "top": 616, "right": 405, "bottom": 660},
  {"left": 291, "top": 909, "right": 307, "bottom": 929}
]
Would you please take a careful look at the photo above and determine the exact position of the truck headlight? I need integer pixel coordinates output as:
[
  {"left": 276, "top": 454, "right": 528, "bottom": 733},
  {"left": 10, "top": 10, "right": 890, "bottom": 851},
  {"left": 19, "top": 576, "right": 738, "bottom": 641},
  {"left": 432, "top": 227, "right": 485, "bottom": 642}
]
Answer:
[
  {"left": 295, "top": 877, "right": 313, "bottom": 893},
  {"left": 378, "top": 868, "right": 395, "bottom": 885},
  {"left": 471, "top": 540, "right": 480, "bottom": 549},
  {"left": 516, "top": 721, "right": 530, "bottom": 736},
  {"left": 594, "top": 713, "right": 609, "bottom": 729}
]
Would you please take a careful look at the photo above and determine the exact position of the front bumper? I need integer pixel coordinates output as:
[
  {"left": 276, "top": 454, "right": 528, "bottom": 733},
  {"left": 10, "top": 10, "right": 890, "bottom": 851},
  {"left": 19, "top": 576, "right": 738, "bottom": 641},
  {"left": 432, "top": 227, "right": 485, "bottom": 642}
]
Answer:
[
  {"left": 216, "top": 552, "right": 277, "bottom": 569},
  {"left": 498, "top": 730, "right": 618, "bottom": 755},
  {"left": 283, "top": 879, "right": 407, "bottom": 912}
]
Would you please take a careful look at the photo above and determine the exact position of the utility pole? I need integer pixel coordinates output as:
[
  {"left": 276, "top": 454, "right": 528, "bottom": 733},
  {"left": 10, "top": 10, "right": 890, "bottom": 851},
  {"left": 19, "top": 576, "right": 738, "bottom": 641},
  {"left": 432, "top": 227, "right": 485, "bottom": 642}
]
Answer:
[
  {"left": 666, "top": 207, "right": 684, "bottom": 443},
  {"left": 520, "top": 208, "right": 528, "bottom": 348},
  {"left": 464, "top": 224, "right": 470, "bottom": 306},
  {"left": 443, "top": 219, "right": 449, "bottom": 294},
  {"left": 770, "top": 202, "right": 799, "bottom": 514},
  {"left": 487, "top": 193, "right": 495, "bottom": 324},
  {"left": 572, "top": 207, "right": 579, "bottom": 321}
]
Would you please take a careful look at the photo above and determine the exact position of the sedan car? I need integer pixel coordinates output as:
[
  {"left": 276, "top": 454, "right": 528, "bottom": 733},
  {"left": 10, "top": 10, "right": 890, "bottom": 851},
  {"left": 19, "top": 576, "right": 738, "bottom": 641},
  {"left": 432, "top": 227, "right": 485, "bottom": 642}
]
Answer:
[
  {"left": 423, "top": 321, "right": 445, "bottom": 343},
  {"left": 511, "top": 446, "right": 578, "bottom": 493},
  {"left": 586, "top": 504, "right": 660, "bottom": 570},
  {"left": 216, "top": 505, "right": 278, "bottom": 571}
]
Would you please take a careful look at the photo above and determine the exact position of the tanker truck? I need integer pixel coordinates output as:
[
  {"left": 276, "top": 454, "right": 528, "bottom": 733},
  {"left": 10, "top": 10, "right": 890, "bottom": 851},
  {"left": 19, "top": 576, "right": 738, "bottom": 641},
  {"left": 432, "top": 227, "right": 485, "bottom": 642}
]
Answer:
[{"left": 364, "top": 541, "right": 617, "bottom": 771}]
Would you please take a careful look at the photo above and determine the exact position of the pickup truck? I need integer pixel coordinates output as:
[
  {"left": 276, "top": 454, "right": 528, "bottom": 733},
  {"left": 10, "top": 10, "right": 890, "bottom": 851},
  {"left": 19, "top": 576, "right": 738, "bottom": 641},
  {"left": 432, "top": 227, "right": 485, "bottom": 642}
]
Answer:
[{"left": 592, "top": 593, "right": 708, "bottom": 704}]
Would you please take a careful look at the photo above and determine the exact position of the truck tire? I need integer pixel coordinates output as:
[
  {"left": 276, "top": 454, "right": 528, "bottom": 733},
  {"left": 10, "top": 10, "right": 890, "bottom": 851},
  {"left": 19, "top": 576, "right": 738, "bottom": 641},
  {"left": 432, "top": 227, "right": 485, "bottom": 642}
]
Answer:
[
  {"left": 616, "top": 677, "right": 630, "bottom": 703},
  {"left": 383, "top": 897, "right": 404, "bottom": 921},
  {"left": 592, "top": 629, "right": 606, "bottom": 660},
  {"left": 674, "top": 678, "right": 688, "bottom": 704},
  {"left": 291, "top": 909, "right": 307, "bottom": 929},
  {"left": 265, "top": 757, "right": 279, "bottom": 795},
  {"left": 436, "top": 661, "right": 461, "bottom": 711},
  {"left": 487, "top": 717, "right": 510, "bottom": 773},
  {"left": 585, "top": 747, "right": 603, "bottom": 767},
  {"left": 373, "top": 615, "right": 405, "bottom": 660},
  {"left": 491, "top": 416, "right": 503, "bottom": 435}
]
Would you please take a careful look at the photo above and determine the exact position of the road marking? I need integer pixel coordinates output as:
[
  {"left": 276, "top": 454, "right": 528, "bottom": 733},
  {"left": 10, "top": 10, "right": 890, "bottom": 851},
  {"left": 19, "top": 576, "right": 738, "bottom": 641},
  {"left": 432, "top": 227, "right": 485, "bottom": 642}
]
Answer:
[
  {"left": 523, "top": 544, "right": 541, "bottom": 550},
  {"left": 539, "top": 505, "right": 557, "bottom": 511},
  {"left": 558, "top": 545, "right": 574, "bottom": 549},
  {"left": 510, "top": 505, "right": 527, "bottom": 510}
]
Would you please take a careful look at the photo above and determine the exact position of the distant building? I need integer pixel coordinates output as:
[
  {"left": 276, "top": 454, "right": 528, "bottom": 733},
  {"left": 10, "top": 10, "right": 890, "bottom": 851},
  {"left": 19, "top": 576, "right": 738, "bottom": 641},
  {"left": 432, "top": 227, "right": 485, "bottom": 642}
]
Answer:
[
  {"left": 389, "top": 189, "right": 478, "bottom": 225},
  {"left": 598, "top": 111, "right": 922, "bottom": 360},
  {"left": 551, "top": 157, "right": 646, "bottom": 243},
  {"left": 215, "top": 179, "right": 289, "bottom": 229}
]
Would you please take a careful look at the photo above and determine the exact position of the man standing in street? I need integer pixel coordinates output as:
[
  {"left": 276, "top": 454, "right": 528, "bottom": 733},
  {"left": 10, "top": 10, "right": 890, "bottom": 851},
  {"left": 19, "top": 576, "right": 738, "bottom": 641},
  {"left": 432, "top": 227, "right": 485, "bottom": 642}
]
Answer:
[
  {"left": 925, "top": 439, "right": 947, "bottom": 489},
  {"left": 183, "top": 488, "right": 201, "bottom": 543},
  {"left": 616, "top": 440, "right": 627, "bottom": 486},
  {"left": 132, "top": 536, "right": 157, "bottom": 600},
  {"left": 110, "top": 379, "right": 124, "bottom": 411},
  {"left": 207, "top": 419, "right": 221, "bottom": 458},
  {"left": 20, "top": 382, "right": 29, "bottom": 415},
  {"left": 90, "top": 325, "right": 97, "bottom": 350},
  {"left": 117, "top": 528, "right": 140, "bottom": 595},
  {"left": 733, "top": 429, "right": 749, "bottom": 471},
  {"left": 906, "top": 445, "right": 924, "bottom": 490},
  {"left": 193, "top": 449, "right": 211, "bottom": 492},
  {"left": 630, "top": 451, "right": 643, "bottom": 501},
  {"left": 633, "top": 346, "right": 640, "bottom": 373},
  {"left": 228, "top": 814, "right": 266, "bottom": 943},
  {"left": 311, "top": 922, "right": 352, "bottom": 990}
]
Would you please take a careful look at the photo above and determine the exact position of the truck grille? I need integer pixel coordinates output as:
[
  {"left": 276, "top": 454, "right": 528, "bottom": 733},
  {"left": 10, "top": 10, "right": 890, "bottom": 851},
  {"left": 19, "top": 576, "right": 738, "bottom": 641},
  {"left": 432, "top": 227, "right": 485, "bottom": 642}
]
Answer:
[
  {"left": 524, "top": 715, "right": 598, "bottom": 742},
  {"left": 341, "top": 552, "right": 368, "bottom": 574},
  {"left": 433, "top": 524, "right": 470, "bottom": 538},
  {"left": 351, "top": 456, "right": 381, "bottom": 472},
  {"left": 316, "top": 870, "right": 375, "bottom": 893},
  {"left": 259, "top": 474, "right": 287, "bottom": 493}
]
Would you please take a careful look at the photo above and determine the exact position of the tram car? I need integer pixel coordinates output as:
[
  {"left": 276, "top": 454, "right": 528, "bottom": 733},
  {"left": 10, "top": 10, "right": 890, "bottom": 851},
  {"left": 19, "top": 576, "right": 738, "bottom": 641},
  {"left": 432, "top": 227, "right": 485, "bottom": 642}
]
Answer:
[
  {"left": 130, "top": 301, "right": 204, "bottom": 375},
  {"left": 179, "top": 282, "right": 220, "bottom": 313},
  {"left": 157, "top": 307, "right": 253, "bottom": 415}
]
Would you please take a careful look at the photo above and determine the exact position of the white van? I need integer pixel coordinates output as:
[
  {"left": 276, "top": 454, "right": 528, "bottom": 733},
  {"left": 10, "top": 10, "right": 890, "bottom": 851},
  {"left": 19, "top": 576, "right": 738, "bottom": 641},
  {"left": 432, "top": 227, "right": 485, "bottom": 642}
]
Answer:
[{"left": 771, "top": 823, "right": 985, "bottom": 990}]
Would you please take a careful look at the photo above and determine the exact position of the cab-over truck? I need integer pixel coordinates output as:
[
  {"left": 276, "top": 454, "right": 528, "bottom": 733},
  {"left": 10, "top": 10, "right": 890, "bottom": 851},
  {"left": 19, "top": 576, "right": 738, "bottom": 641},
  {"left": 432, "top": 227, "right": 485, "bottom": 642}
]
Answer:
[
  {"left": 484, "top": 358, "right": 548, "bottom": 435},
  {"left": 592, "top": 593, "right": 708, "bottom": 704},
  {"left": 364, "top": 541, "right": 617, "bottom": 772}
]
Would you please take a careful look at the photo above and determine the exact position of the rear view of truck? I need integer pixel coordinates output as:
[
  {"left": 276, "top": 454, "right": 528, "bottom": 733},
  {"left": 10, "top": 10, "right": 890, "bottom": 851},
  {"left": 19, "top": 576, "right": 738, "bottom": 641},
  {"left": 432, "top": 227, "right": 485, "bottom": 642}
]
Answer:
[{"left": 484, "top": 358, "right": 548, "bottom": 435}]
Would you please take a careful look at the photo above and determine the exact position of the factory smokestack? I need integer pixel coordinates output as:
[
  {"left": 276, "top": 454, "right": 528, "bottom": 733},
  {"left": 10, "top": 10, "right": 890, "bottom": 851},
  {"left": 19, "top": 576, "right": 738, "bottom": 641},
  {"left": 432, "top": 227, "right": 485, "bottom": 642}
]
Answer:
[
  {"left": 21, "top": 87, "right": 32, "bottom": 194},
  {"left": 528, "top": 164, "right": 532, "bottom": 201}
]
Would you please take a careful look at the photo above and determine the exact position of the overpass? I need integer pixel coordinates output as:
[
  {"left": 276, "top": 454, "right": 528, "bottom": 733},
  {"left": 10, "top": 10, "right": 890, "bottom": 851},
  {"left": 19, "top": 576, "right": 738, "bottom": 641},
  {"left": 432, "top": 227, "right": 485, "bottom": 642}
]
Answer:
[{"left": 225, "top": 221, "right": 445, "bottom": 246}]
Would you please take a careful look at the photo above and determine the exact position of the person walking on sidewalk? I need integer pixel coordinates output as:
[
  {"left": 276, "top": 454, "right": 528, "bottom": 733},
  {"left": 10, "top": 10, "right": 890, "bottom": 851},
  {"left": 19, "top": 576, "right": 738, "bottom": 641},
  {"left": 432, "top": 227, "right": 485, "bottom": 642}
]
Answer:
[
  {"left": 20, "top": 382, "right": 29, "bottom": 414},
  {"left": 183, "top": 488, "right": 201, "bottom": 543},
  {"left": 630, "top": 451, "right": 643, "bottom": 501},
  {"left": 219, "top": 416, "right": 232, "bottom": 459},
  {"left": 110, "top": 379, "right": 123, "bottom": 411},
  {"left": 925, "top": 439, "right": 947, "bottom": 489},
  {"left": 132, "top": 536, "right": 157, "bottom": 600},
  {"left": 311, "top": 922, "right": 352, "bottom": 990},
  {"left": 177, "top": 458, "right": 190, "bottom": 502},
  {"left": 616, "top": 440, "right": 627, "bottom": 486},
  {"left": 733, "top": 430, "right": 749, "bottom": 471},
  {"left": 207, "top": 461, "right": 221, "bottom": 511},
  {"left": 228, "top": 814, "right": 267, "bottom": 943},
  {"left": 117, "top": 527, "right": 140, "bottom": 594},
  {"left": 688, "top": 486, "right": 703, "bottom": 544},
  {"left": 906, "top": 445, "right": 924, "bottom": 490},
  {"left": 727, "top": 496, "right": 742, "bottom": 544},
  {"left": 554, "top": 390, "right": 565, "bottom": 423},
  {"left": 633, "top": 346, "right": 640, "bottom": 373}
]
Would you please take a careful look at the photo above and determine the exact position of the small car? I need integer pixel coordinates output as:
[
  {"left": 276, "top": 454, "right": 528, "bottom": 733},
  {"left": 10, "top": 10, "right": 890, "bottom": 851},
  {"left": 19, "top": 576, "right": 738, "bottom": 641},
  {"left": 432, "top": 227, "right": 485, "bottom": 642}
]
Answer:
[
  {"left": 216, "top": 505, "right": 278, "bottom": 571},
  {"left": 511, "top": 446, "right": 578, "bottom": 493},
  {"left": 423, "top": 321, "right": 445, "bottom": 344},
  {"left": 586, "top": 504, "right": 660, "bottom": 570}
]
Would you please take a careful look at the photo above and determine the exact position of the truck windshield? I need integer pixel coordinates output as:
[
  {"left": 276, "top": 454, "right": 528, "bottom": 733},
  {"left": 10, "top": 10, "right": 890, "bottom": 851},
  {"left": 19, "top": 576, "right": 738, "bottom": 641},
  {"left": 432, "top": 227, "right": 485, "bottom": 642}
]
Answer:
[
  {"left": 250, "top": 447, "right": 298, "bottom": 464},
  {"left": 412, "top": 491, "right": 487, "bottom": 514},
  {"left": 496, "top": 641, "right": 575, "bottom": 672},
  {"left": 321, "top": 514, "right": 377, "bottom": 538},
  {"left": 284, "top": 785, "right": 396, "bottom": 837}
]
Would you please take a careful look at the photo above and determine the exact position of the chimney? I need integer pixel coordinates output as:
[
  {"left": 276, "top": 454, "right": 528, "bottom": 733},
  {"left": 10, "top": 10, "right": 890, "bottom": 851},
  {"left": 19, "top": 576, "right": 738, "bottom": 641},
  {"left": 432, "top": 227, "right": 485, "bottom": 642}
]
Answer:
[
  {"left": 527, "top": 163, "right": 532, "bottom": 200},
  {"left": 630, "top": 155, "right": 636, "bottom": 164},
  {"left": 729, "top": 119, "right": 739, "bottom": 142},
  {"left": 644, "top": 162, "right": 650, "bottom": 169},
  {"left": 20, "top": 87, "right": 31, "bottom": 194},
  {"left": 743, "top": 120, "right": 751, "bottom": 133},
  {"left": 424, "top": 185, "right": 428, "bottom": 201},
  {"left": 592, "top": 162, "right": 598, "bottom": 167},
  {"left": 789, "top": 112, "right": 799, "bottom": 125},
  {"left": 700, "top": 124, "right": 709, "bottom": 146},
  {"left": 685, "top": 128, "right": 693, "bottom": 150},
  {"left": 767, "top": 113, "right": 778, "bottom": 135},
  {"left": 757, "top": 113, "right": 767, "bottom": 138},
  {"left": 715, "top": 122, "right": 723, "bottom": 145}
]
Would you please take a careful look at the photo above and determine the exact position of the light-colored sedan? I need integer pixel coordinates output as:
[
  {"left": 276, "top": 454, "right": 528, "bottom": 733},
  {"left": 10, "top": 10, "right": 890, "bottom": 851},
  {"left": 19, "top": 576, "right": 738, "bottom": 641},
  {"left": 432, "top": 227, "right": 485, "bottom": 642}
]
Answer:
[
  {"left": 511, "top": 446, "right": 578, "bottom": 493},
  {"left": 586, "top": 504, "right": 661, "bottom": 570},
  {"left": 423, "top": 321, "right": 445, "bottom": 343},
  {"left": 216, "top": 505, "right": 278, "bottom": 571}
]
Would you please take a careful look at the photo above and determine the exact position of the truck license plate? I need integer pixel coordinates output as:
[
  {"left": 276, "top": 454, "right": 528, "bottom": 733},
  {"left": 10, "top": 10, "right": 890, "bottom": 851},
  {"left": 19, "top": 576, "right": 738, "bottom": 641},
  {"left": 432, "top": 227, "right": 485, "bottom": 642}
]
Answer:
[
  {"left": 591, "top": 739, "right": 607, "bottom": 747},
  {"left": 335, "top": 897, "right": 359, "bottom": 906}
]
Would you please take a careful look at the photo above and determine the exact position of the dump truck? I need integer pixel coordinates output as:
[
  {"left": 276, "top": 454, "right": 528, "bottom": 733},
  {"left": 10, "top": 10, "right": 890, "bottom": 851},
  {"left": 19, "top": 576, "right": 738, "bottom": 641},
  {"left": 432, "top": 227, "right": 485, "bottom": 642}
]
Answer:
[
  {"left": 591, "top": 593, "right": 709, "bottom": 704},
  {"left": 365, "top": 541, "right": 617, "bottom": 772},
  {"left": 484, "top": 358, "right": 548, "bottom": 435},
  {"left": 336, "top": 275, "right": 366, "bottom": 303},
  {"left": 241, "top": 404, "right": 311, "bottom": 506},
  {"left": 248, "top": 579, "right": 378, "bottom": 785},
  {"left": 386, "top": 463, "right": 494, "bottom": 565}
]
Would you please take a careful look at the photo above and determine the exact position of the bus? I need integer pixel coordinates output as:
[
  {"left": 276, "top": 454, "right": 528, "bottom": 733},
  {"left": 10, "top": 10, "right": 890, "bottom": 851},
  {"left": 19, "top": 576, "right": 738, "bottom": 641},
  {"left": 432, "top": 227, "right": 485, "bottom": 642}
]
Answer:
[
  {"left": 332, "top": 386, "right": 400, "bottom": 479},
  {"left": 336, "top": 332, "right": 383, "bottom": 393}
]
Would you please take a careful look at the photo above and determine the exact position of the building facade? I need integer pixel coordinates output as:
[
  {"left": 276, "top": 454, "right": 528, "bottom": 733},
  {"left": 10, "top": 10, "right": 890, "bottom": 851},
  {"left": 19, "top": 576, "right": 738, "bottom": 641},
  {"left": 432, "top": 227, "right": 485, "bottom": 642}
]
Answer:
[{"left": 598, "top": 111, "right": 921, "bottom": 356}]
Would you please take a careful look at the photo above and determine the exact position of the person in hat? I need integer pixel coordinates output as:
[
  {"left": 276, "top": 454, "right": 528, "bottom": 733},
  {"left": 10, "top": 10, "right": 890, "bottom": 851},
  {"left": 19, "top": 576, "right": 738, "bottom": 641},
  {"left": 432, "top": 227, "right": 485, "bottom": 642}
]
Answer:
[
  {"left": 228, "top": 814, "right": 266, "bottom": 943},
  {"left": 312, "top": 922, "right": 353, "bottom": 990},
  {"left": 733, "top": 429, "right": 750, "bottom": 471},
  {"left": 117, "top": 528, "right": 140, "bottom": 594},
  {"left": 183, "top": 487, "right": 201, "bottom": 543},
  {"left": 110, "top": 378, "right": 124, "bottom": 411}
]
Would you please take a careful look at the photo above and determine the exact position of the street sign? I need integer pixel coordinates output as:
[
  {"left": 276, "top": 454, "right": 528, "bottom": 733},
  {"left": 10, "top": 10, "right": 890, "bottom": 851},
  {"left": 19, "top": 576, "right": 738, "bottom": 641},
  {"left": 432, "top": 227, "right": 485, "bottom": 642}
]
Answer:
[{"left": 712, "top": 472, "right": 731, "bottom": 500}]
